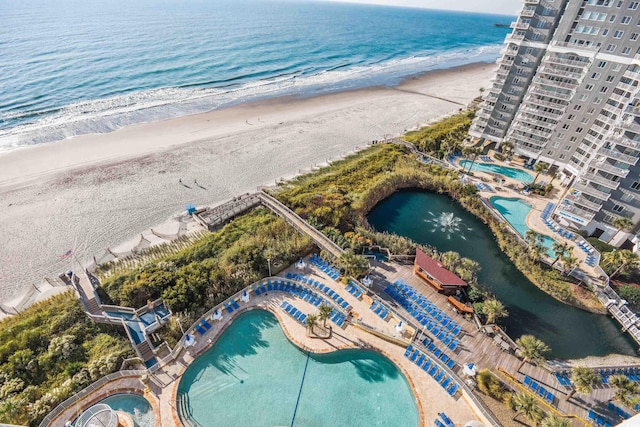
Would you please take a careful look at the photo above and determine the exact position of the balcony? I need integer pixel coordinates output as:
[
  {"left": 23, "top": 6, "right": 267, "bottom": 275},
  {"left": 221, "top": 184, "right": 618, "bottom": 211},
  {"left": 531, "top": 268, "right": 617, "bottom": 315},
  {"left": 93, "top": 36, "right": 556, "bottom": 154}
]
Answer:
[
  {"left": 619, "top": 118, "right": 640, "bottom": 135},
  {"left": 597, "top": 147, "right": 639, "bottom": 166},
  {"left": 591, "top": 160, "right": 630, "bottom": 178},
  {"left": 549, "top": 40, "right": 600, "bottom": 53},
  {"left": 602, "top": 103, "right": 622, "bottom": 116},
  {"left": 534, "top": 77, "right": 578, "bottom": 91},
  {"left": 573, "top": 182, "right": 611, "bottom": 202},
  {"left": 523, "top": 115, "right": 559, "bottom": 128},
  {"left": 538, "top": 66, "right": 583, "bottom": 81},
  {"left": 505, "top": 33, "right": 526, "bottom": 44},
  {"left": 558, "top": 203, "right": 597, "bottom": 222},
  {"left": 500, "top": 56, "right": 516, "bottom": 66},
  {"left": 574, "top": 196, "right": 604, "bottom": 212},
  {"left": 582, "top": 172, "right": 620, "bottom": 190},
  {"left": 524, "top": 0, "right": 540, "bottom": 4},
  {"left": 520, "top": 106, "right": 563, "bottom": 121},
  {"left": 523, "top": 95, "right": 568, "bottom": 110},
  {"left": 626, "top": 104, "right": 640, "bottom": 117},
  {"left": 529, "top": 86, "right": 573, "bottom": 101},
  {"left": 511, "top": 21, "right": 531, "bottom": 31},
  {"left": 512, "top": 123, "right": 553, "bottom": 139},
  {"left": 508, "top": 131, "right": 546, "bottom": 149},
  {"left": 617, "top": 81, "right": 638, "bottom": 94},
  {"left": 623, "top": 69, "right": 640, "bottom": 81},
  {"left": 610, "top": 134, "right": 640, "bottom": 151},
  {"left": 609, "top": 92, "right": 630, "bottom": 104},
  {"left": 521, "top": 8, "right": 536, "bottom": 17},
  {"left": 543, "top": 56, "right": 590, "bottom": 69}
]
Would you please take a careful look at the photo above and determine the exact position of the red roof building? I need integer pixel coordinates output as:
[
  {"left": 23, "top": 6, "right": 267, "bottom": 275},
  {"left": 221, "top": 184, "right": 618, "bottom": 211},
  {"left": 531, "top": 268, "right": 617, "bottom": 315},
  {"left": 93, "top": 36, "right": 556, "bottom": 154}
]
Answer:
[{"left": 414, "top": 248, "right": 467, "bottom": 294}]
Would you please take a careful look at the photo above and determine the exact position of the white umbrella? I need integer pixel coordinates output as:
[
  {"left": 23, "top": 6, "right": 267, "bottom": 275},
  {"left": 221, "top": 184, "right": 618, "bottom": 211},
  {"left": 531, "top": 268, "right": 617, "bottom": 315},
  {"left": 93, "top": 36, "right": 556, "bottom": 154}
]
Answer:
[
  {"left": 184, "top": 334, "right": 196, "bottom": 348},
  {"left": 463, "top": 363, "right": 477, "bottom": 377},
  {"left": 395, "top": 321, "right": 404, "bottom": 333},
  {"left": 212, "top": 309, "right": 222, "bottom": 321},
  {"left": 241, "top": 290, "right": 250, "bottom": 303},
  {"left": 362, "top": 275, "right": 372, "bottom": 287},
  {"left": 464, "top": 421, "right": 485, "bottom": 427},
  {"left": 296, "top": 258, "right": 306, "bottom": 269}
]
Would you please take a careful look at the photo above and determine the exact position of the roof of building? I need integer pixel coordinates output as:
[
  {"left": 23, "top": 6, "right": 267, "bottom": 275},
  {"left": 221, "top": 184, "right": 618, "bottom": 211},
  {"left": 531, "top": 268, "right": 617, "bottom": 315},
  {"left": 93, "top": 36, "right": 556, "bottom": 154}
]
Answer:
[{"left": 415, "top": 248, "right": 467, "bottom": 286}]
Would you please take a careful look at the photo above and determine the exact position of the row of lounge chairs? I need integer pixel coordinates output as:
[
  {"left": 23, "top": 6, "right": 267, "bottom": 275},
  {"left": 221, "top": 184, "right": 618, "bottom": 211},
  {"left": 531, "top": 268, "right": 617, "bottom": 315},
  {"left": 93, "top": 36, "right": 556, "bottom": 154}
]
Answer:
[
  {"left": 601, "top": 367, "right": 640, "bottom": 385},
  {"left": 370, "top": 300, "right": 389, "bottom": 320},
  {"left": 554, "top": 370, "right": 572, "bottom": 387},
  {"left": 346, "top": 280, "right": 363, "bottom": 298},
  {"left": 479, "top": 155, "right": 493, "bottom": 162},
  {"left": 523, "top": 163, "right": 534, "bottom": 170},
  {"left": 287, "top": 274, "right": 351, "bottom": 311},
  {"left": 329, "top": 308, "right": 347, "bottom": 327},
  {"left": 422, "top": 339, "right": 456, "bottom": 369},
  {"left": 194, "top": 318, "right": 213, "bottom": 335},
  {"left": 589, "top": 409, "right": 613, "bottom": 427},
  {"left": 523, "top": 376, "right": 555, "bottom": 404},
  {"left": 404, "top": 345, "right": 459, "bottom": 397},
  {"left": 608, "top": 402, "right": 631, "bottom": 420},
  {"left": 385, "top": 280, "right": 462, "bottom": 341},
  {"left": 280, "top": 301, "right": 307, "bottom": 324},
  {"left": 476, "top": 182, "right": 495, "bottom": 193},
  {"left": 309, "top": 254, "right": 340, "bottom": 280},
  {"left": 254, "top": 281, "right": 326, "bottom": 307},
  {"left": 435, "top": 413, "right": 454, "bottom": 427},
  {"left": 225, "top": 299, "right": 240, "bottom": 314}
]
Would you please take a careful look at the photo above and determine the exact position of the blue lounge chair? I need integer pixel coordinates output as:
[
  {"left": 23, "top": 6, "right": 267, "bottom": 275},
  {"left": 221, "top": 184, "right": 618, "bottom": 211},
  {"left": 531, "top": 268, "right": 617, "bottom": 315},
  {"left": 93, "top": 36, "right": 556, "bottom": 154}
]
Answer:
[
  {"left": 194, "top": 324, "right": 206, "bottom": 335},
  {"left": 253, "top": 285, "right": 262, "bottom": 295},
  {"left": 428, "top": 366, "right": 438, "bottom": 376},
  {"left": 435, "top": 371, "right": 444, "bottom": 382},
  {"left": 435, "top": 419, "right": 447, "bottom": 427},
  {"left": 441, "top": 378, "right": 451, "bottom": 390},
  {"left": 446, "top": 359, "right": 455, "bottom": 369},
  {"left": 416, "top": 354, "right": 425, "bottom": 366},
  {"left": 201, "top": 319, "right": 212, "bottom": 330},
  {"left": 531, "top": 381, "right": 539, "bottom": 392},
  {"left": 231, "top": 299, "right": 239, "bottom": 309},
  {"left": 423, "top": 359, "right": 432, "bottom": 371},
  {"left": 410, "top": 350, "right": 419, "bottom": 362},
  {"left": 404, "top": 344, "right": 413, "bottom": 357},
  {"left": 524, "top": 376, "right": 532, "bottom": 386},
  {"left": 447, "top": 383, "right": 458, "bottom": 396},
  {"left": 546, "top": 391, "right": 554, "bottom": 403},
  {"left": 225, "top": 302, "right": 234, "bottom": 313},
  {"left": 439, "top": 412, "right": 454, "bottom": 427}
]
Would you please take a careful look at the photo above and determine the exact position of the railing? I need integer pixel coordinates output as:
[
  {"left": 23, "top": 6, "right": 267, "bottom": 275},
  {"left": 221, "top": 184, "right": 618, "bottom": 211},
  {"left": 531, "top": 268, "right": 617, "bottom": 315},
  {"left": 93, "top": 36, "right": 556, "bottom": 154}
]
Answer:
[{"left": 38, "top": 370, "right": 147, "bottom": 427}]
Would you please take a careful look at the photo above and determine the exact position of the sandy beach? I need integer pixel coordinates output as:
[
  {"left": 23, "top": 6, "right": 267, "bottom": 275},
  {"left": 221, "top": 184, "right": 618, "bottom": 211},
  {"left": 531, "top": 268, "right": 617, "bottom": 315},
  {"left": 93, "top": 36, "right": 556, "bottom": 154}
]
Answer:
[{"left": 0, "top": 62, "right": 494, "bottom": 306}]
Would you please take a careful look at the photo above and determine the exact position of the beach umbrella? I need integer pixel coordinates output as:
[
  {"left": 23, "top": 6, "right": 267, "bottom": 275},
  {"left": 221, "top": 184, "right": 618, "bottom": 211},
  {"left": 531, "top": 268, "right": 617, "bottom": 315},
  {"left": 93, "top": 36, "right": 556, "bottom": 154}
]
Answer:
[
  {"left": 362, "top": 275, "right": 372, "bottom": 287},
  {"left": 184, "top": 334, "right": 196, "bottom": 348},
  {"left": 395, "top": 321, "right": 404, "bottom": 334},
  {"left": 212, "top": 309, "right": 222, "bottom": 321},
  {"left": 463, "top": 363, "right": 477, "bottom": 377},
  {"left": 296, "top": 258, "right": 306, "bottom": 269},
  {"left": 241, "top": 290, "right": 250, "bottom": 303},
  {"left": 463, "top": 421, "right": 485, "bottom": 427}
]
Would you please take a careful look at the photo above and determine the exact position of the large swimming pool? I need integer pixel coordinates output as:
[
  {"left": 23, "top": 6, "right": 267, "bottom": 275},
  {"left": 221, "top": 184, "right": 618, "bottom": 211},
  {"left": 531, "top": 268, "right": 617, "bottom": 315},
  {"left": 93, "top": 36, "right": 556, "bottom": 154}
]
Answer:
[
  {"left": 460, "top": 160, "right": 533, "bottom": 182},
  {"left": 490, "top": 196, "right": 556, "bottom": 258},
  {"left": 177, "top": 310, "right": 419, "bottom": 427},
  {"left": 100, "top": 394, "right": 155, "bottom": 427}
]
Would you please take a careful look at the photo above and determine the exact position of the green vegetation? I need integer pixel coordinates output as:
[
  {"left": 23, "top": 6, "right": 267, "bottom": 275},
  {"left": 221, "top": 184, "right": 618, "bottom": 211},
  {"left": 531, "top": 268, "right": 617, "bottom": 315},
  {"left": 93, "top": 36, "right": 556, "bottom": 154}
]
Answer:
[
  {"left": 618, "top": 285, "right": 640, "bottom": 305},
  {"left": 601, "top": 249, "right": 640, "bottom": 279},
  {"left": 587, "top": 237, "right": 616, "bottom": 254},
  {"left": 516, "top": 335, "right": 550, "bottom": 373},
  {"left": 512, "top": 392, "right": 545, "bottom": 425},
  {"left": 476, "top": 369, "right": 510, "bottom": 401},
  {"left": 403, "top": 110, "right": 474, "bottom": 158},
  {"left": 567, "top": 366, "right": 601, "bottom": 401},
  {"left": 0, "top": 292, "right": 133, "bottom": 426},
  {"left": 610, "top": 374, "right": 640, "bottom": 408},
  {"left": 541, "top": 414, "right": 570, "bottom": 427},
  {"left": 101, "top": 209, "right": 314, "bottom": 314}
]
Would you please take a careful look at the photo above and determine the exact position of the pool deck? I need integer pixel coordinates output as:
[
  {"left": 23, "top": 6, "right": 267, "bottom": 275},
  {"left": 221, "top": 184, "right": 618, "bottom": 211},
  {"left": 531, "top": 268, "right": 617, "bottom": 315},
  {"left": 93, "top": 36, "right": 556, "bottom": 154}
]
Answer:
[{"left": 457, "top": 156, "right": 602, "bottom": 283}]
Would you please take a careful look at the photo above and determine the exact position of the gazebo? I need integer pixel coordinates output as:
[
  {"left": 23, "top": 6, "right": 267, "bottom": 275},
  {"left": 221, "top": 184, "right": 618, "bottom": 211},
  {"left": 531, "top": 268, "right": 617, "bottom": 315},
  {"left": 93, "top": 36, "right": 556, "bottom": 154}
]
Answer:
[{"left": 414, "top": 248, "right": 467, "bottom": 295}]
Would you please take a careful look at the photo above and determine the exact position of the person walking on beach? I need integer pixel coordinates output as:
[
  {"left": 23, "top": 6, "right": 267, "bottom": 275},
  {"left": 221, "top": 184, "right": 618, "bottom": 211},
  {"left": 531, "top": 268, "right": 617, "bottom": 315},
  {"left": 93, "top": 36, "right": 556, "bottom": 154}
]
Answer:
[{"left": 179, "top": 178, "right": 182, "bottom": 185}]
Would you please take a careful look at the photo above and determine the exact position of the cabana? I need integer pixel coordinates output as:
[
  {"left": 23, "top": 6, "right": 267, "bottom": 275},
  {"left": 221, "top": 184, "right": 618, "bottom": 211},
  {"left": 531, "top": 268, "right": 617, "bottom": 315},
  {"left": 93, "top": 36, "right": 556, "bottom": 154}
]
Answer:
[{"left": 414, "top": 248, "right": 467, "bottom": 295}]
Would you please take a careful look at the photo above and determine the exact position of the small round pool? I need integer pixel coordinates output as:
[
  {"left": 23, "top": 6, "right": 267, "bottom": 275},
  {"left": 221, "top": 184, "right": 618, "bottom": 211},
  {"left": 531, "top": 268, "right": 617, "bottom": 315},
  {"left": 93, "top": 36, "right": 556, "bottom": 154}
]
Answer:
[
  {"left": 490, "top": 196, "right": 556, "bottom": 257},
  {"left": 177, "top": 310, "right": 419, "bottom": 426},
  {"left": 460, "top": 160, "right": 533, "bottom": 183},
  {"left": 100, "top": 393, "right": 155, "bottom": 427}
]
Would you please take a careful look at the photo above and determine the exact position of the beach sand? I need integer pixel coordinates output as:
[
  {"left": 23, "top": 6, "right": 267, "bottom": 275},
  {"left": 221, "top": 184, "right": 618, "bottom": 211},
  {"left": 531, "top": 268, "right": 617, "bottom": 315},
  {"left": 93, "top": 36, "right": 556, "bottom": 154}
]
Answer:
[{"left": 0, "top": 62, "right": 494, "bottom": 306}]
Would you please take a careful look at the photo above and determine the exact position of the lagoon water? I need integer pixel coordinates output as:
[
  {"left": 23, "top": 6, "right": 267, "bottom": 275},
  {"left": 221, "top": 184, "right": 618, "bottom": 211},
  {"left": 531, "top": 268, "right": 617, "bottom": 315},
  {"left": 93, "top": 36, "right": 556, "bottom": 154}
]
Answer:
[
  {"left": 0, "top": 0, "right": 511, "bottom": 149},
  {"left": 367, "top": 190, "right": 637, "bottom": 359}
]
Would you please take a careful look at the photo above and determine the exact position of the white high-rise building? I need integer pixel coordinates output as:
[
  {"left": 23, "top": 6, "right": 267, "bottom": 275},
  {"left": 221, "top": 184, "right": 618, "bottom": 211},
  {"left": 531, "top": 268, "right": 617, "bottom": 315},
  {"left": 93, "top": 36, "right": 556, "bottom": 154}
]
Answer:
[{"left": 470, "top": 0, "right": 640, "bottom": 248}]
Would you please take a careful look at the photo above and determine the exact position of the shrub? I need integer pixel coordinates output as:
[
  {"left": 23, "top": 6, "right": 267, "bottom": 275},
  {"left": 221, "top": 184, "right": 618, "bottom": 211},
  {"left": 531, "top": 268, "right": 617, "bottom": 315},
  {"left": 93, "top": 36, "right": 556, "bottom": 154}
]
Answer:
[{"left": 476, "top": 369, "right": 507, "bottom": 400}]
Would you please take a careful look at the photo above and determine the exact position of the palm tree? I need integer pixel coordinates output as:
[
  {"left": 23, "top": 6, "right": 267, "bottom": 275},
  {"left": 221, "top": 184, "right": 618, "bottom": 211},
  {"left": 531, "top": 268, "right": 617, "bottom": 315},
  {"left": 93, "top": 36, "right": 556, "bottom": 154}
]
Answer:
[
  {"left": 318, "top": 304, "right": 333, "bottom": 328},
  {"left": 542, "top": 414, "right": 570, "bottom": 427},
  {"left": 500, "top": 141, "right": 514, "bottom": 159},
  {"left": 561, "top": 254, "right": 579, "bottom": 274},
  {"left": 482, "top": 298, "right": 508, "bottom": 324},
  {"left": 566, "top": 366, "right": 601, "bottom": 400},
  {"left": 306, "top": 314, "right": 317, "bottom": 335},
  {"left": 512, "top": 392, "right": 545, "bottom": 424},
  {"left": 525, "top": 230, "right": 545, "bottom": 261},
  {"left": 338, "top": 251, "right": 369, "bottom": 278},
  {"left": 532, "top": 162, "right": 550, "bottom": 186},
  {"left": 441, "top": 251, "right": 462, "bottom": 271},
  {"left": 515, "top": 334, "right": 550, "bottom": 372},
  {"left": 603, "top": 250, "right": 640, "bottom": 279},
  {"left": 462, "top": 146, "right": 482, "bottom": 174},
  {"left": 609, "top": 374, "right": 640, "bottom": 408},
  {"left": 551, "top": 242, "right": 570, "bottom": 266},
  {"left": 456, "top": 258, "right": 481, "bottom": 283},
  {"left": 609, "top": 217, "right": 634, "bottom": 243}
]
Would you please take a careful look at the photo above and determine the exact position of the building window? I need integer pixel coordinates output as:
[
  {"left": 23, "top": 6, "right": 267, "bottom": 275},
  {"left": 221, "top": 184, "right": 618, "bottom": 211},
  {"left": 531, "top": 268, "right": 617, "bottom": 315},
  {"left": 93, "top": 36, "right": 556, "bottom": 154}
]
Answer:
[
  {"left": 581, "top": 117, "right": 590, "bottom": 124},
  {"left": 603, "top": 29, "right": 610, "bottom": 36},
  {"left": 606, "top": 75, "right": 615, "bottom": 82},
  {"left": 586, "top": 84, "right": 594, "bottom": 91},
  {"left": 622, "top": 47, "right": 632, "bottom": 54},
  {"left": 610, "top": 15, "right": 617, "bottom": 23},
  {"left": 622, "top": 192, "right": 635, "bottom": 202},
  {"left": 622, "top": 16, "right": 632, "bottom": 24},
  {"left": 562, "top": 123, "right": 570, "bottom": 129},
  {"left": 631, "top": 181, "right": 640, "bottom": 189},
  {"left": 598, "top": 60, "right": 608, "bottom": 68},
  {"left": 631, "top": 1, "right": 640, "bottom": 9},
  {"left": 557, "top": 132, "right": 566, "bottom": 138},
  {"left": 565, "top": 144, "right": 572, "bottom": 151},
  {"left": 574, "top": 104, "right": 583, "bottom": 111},
  {"left": 570, "top": 136, "right": 578, "bottom": 142},
  {"left": 612, "top": 204, "right": 625, "bottom": 212},
  {"left": 600, "top": 86, "right": 609, "bottom": 93},
  {"left": 592, "top": 72, "right": 601, "bottom": 79},
  {"left": 606, "top": 44, "right": 617, "bottom": 52},
  {"left": 588, "top": 107, "right": 596, "bottom": 114},
  {"left": 559, "top": 154, "right": 566, "bottom": 160},
  {"left": 576, "top": 127, "right": 584, "bottom": 133},
  {"left": 579, "top": 93, "right": 589, "bottom": 101},
  {"left": 614, "top": 30, "right": 624, "bottom": 37},
  {"left": 631, "top": 32, "right": 639, "bottom": 40},
  {"left": 594, "top": 97, "right": 603, "bottom": 104},
  {"left": 613, "top": 63, "right": 623, "bottom": 71},
  {"left": 568, "top": 114, "right": 576, "bottom": 120}
]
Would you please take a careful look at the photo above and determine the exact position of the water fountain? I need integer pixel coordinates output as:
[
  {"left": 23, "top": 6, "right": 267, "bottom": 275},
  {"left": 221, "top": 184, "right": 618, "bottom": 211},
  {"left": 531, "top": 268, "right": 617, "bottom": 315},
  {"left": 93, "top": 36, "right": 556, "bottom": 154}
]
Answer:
[{"left": 424, "top": 212, "right": 472, "bottom": 240}]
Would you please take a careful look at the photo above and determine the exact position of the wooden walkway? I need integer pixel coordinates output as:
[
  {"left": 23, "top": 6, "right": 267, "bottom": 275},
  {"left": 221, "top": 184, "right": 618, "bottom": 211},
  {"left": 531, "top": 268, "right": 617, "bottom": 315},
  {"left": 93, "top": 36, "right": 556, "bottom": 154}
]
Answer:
[{"left": 367, "top": 260, "right": 630, "bottom": 427}]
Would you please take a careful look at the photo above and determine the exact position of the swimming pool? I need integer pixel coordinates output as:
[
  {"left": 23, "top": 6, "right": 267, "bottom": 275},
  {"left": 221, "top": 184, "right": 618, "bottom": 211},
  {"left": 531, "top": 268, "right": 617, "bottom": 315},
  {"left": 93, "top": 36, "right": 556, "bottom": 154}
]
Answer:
[
  {"left": 460, "top": 160, "right": 533, "bottom": 183},
  {"left": 100, "top": 394, "right": 155, "bottom": 427},
  {"left": 177, "top": 310, "right": 419, "bottom": 427},
  {"left": 490, "top": 196, "right": 556, "bottom": 257}
]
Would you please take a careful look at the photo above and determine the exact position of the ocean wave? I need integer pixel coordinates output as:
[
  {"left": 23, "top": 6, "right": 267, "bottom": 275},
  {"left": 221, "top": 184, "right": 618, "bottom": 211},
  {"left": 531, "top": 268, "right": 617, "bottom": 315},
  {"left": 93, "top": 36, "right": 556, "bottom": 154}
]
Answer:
[{"left": 0, "top": 44, "right": 501, "bottom": 151}]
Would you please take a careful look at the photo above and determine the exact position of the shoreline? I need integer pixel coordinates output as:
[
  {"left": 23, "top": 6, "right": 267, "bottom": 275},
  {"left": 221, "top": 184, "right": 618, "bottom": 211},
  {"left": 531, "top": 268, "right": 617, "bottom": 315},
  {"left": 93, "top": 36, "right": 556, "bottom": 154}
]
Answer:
[{"left": 0, "top": 61, "right": 494, "bottom": 305}]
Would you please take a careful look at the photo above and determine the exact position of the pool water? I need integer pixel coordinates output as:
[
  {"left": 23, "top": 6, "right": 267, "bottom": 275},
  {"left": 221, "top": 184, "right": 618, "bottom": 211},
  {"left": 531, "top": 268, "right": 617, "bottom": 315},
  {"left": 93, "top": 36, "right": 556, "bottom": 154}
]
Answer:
[
  {"left": 460, "top": 160, "right": 533, "bottom": 182},
  {"left": 100, "top": 394, "right": 155, "bottom": 427},
  {"left": 177, "top": 310, "right": 419, "bottom": 427},
  {"left": 490, "top": 196, "right": 556, "bottom": 258}
]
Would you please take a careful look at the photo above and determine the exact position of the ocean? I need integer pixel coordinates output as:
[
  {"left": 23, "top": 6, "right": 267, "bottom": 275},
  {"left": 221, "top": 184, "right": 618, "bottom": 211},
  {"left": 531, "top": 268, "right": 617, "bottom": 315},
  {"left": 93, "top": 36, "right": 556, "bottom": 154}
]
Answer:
[{"left": 0, "top": 0, "right": 513, "bottom": 151}]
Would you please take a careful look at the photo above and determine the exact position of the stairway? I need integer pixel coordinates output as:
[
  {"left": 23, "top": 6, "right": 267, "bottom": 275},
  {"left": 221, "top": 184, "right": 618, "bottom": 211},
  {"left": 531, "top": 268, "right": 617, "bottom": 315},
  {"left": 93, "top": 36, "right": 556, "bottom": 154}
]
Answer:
[{"left": 136, "top": 340, "right": 155, "bottom": 362}]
